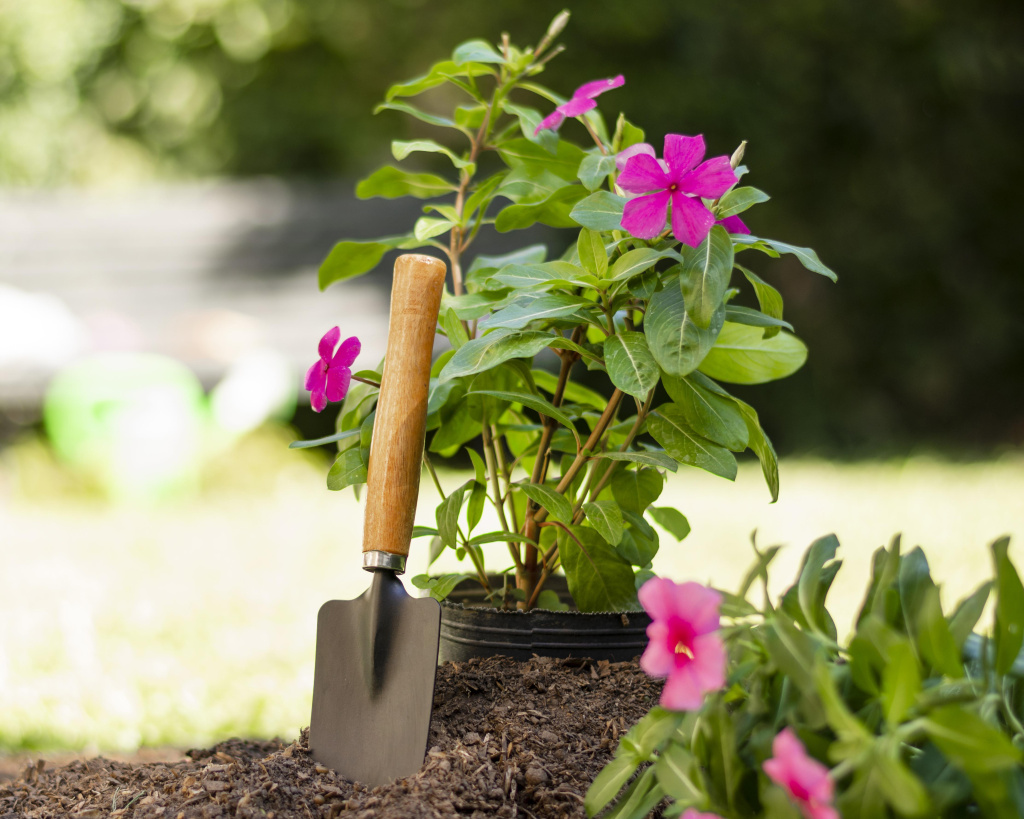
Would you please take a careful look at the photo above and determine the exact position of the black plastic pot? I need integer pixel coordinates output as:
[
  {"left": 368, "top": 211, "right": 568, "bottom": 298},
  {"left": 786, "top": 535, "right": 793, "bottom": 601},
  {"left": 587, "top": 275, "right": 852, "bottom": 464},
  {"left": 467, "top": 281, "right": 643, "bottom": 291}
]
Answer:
[{"left": 437, "top": 575, "right": 651, "bottom": 664}]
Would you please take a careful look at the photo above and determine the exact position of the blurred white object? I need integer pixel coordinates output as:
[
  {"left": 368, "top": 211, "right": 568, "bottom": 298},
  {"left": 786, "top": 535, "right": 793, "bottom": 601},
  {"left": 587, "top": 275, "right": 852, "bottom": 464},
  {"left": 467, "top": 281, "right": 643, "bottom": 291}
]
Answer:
[
  {"left": 0, "top": 284, "right": 87, "bottom": 372},
  {"left": 209, "top": 348, "right": 295, "bottom": 436}
]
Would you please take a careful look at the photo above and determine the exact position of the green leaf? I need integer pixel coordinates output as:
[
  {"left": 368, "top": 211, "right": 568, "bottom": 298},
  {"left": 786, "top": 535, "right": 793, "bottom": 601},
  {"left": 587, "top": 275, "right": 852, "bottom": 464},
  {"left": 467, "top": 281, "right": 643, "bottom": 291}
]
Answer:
[
  {"left": 723, "top": 305, "right": 794, "bottom": 332},
  {"left": 439, "top": 329, "right": 567, "bottom": 382},
  {"left": 535, "top": 589, "right": 569, "bottom": 611},
  {"left": 662, "top": 372, "right": 748, "bottom": 452},
  {"left": 289, "top": 428, "right": 360, "bottom": 449},
  {"left": 391, "top": 139, "right": 475, "bottom": 171},
  {"left": 501, "top": 101, "right": 559, "bottom": 152},
  {"left": 498, "top": 138, "right": 587, "bottom": 182},
  {"left": 533, "top": 369, "right": 607, "bottom": 410},
  {"left": 644, "top": 283, "right": 724, "bottom": 377},
  {"left": 356, "top": 165, "right": 456, "bottom": 199},
  {"left": 899, "top": 547, "right": 964, "bottom": 677},
  {"left": 610, "top": 468, "right": 663, "bottom": 514},
  {"left": 992, "top": 536, "right": 1024, "bottom": 675},
  {"left": 881, "top": 640, "right": 921, "bottom": 725},
  {"left": 593, "top": 450, "right": 677, "bottom": 471},
  {"left": 733, "top": 397, "right": 779, "bottom": 502},
  {"left": 583, "top": 500, "right": 624, "bottom": 546},
  {"left": 647, "top": 405, "right": 737, "bottom": 480},
  {"left": 490, "top": 261, "right": 596, "bottom": 291},
  {"left": 678, "top": 226, "right": 734, "bottom": 328},
  {"left": 466, "top": 481, "right": 485, "bottom": 532},
  {"left": 558, "top": 526, "right": 639, "bottom": 613},
  {"left": 654, "top": 742, "right": 704, "bottom": 803},
  {"left": 577, "top": 229, "right": 608, "bottom": 278},
  {"left": 608, "top": 247, "right": 682, "bottom": 282},
  {"left": 519, "top": 482, "right": 573, "bottom": 525},
  {"left": 762, "top": 613, "right": 821, "bottom": 703},
  {"left": 466, "top": 389, "right": 580, "bottom": 448},
  {"left": 585, "top": 756, "right": 637, "bottom": 818},
  {"left": 451, "top": 38, "right": 504, "bottom": 64},
  {"left": 735, "top": 235, "right": 838, "bottom": 282},
  {"left": 793, "top": 534, "right": 842, "bottom": 640},
  {"left": 949, "top": 581, "right": 992, "bottom": 650},
  {"left": 436, "top": 483, "right": 468, "bottom": 548},
  {"left": 442, "top": 307, "right": 469, "bottom": 349},
  {"left": 578, "top": 153, "right": 616, "bottom": 191},
  {"left": 616, "top": 512, "right": 659, "bottom": 566},
  {"left": 412, "top": 573, "right": 472, "bottom": 602},
  {"left": 569, "top": 191, "right": 628, "bottom": 231},
  {"left": 413, "top": 216, "right": 455, "bottom": 240},
  {"left": 468, "top": 244, "right": 547, "bottom": 273},
  {"left": 374, "top": 100, "right": 463, "bottom": 130},
  {"left": 716, "top": 186, "right": 770, "bottom": 218},
  {"left": 319, "top": 238, "right": 404, "bottom": 289},
  {"left": 604, "top": 332, "right": 659, "bottom": 400},
  {"left": 326, "top": 448, "right": 367, "bottom": 491},
  {"left": 925, "top": 705, "right": 1023, "bottom": 774},
  {"left": 738, "top": 264, "right": 785, "bottom": 339},
  {"left": 698, "top": 322, "right": 807, "bottom": 385},
  {"left": 384, "top": 60, "right": 493, "bottom": 101},
  {"left": 480, "top": 294, "right": 587, "bottom": 330},
  {"left": 494, "top": 185, "right": 588, "bottom": 231},
  {"left": 649, "top": 507, "right": 690, "bottom": 541}
]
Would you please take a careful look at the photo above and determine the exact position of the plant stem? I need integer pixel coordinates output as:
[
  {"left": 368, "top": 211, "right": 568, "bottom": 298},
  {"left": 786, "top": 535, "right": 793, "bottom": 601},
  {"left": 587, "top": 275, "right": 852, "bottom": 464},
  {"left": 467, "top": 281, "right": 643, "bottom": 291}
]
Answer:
[
  {"left": 351, "top": 375, "right": 381, "bottom": 389},
  {"left": 482, "top": 424, "right": 523, "bottom": 572},
  {"left": 423, "top": 452, "right": 446, "bottom": 500},
  {"left": 491, "top": 424, "right": 520, "bottom": 534},
  {"left": 533, "top": 389, "right": 624, "bottom": 525}
]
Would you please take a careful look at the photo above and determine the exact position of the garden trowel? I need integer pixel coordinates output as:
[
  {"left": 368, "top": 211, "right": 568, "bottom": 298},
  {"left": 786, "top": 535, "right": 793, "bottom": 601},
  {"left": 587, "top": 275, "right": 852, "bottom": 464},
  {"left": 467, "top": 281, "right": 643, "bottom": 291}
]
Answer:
[{"left": 309, "top": 253, "right": 447, "bottom": 786}]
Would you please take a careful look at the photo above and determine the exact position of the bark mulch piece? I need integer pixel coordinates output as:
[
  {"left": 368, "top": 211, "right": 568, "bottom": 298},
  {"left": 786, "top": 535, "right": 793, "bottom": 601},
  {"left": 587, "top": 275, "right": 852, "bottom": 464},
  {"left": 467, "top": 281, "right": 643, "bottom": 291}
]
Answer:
[{"left": 0, "top": 655, "right": 661, "bottom": 818}]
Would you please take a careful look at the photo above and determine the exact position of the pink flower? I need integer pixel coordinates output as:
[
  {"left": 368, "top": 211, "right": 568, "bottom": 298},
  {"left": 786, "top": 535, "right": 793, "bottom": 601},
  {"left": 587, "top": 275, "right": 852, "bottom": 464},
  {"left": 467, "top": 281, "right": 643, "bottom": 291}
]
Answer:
[
  {"left": 618, "top": 134, "right": 737, "bottom": 248},
  {"left": 763, "top": 729, "right": 839, "bottom": 819},
  {"left": 305, "top": 327, "right": 360, "bottom": 413},
  {"left": 534, "top": 75, "right": 625, "bottom": 134},
  {"left": 681, "top": 811, "right": 725, "bottom": 819},
  {"left": 717, "top": 214, "right": 749, "bottom": 234},
  {"left": 638, "top": 577, "right": 727, "bottom": 711}
]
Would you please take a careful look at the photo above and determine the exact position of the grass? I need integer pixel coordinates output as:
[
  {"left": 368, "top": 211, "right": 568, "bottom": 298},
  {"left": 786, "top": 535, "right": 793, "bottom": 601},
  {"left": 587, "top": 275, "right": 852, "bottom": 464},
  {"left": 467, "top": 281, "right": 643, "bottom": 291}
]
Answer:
[{"left": 1, "top": 428, "right": 1021, "bottom": 753}]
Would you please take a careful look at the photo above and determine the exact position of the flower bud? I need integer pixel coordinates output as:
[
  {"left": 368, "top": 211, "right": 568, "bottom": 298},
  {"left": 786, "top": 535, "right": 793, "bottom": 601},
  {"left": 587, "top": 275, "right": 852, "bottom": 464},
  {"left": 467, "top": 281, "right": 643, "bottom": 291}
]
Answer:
[
  {"left": 536, "top": 10, "right": 570, "bottom": 56},
  {"left": 730, "top": 141, "right": 747, "bottom": 169}
]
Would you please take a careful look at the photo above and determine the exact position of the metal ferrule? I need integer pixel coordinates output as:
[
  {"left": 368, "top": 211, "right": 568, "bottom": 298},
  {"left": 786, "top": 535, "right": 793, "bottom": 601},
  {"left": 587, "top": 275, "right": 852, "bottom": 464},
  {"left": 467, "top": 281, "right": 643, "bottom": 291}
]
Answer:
[{"left": 362, "top": 551, "right": 407, "bottom": 574}]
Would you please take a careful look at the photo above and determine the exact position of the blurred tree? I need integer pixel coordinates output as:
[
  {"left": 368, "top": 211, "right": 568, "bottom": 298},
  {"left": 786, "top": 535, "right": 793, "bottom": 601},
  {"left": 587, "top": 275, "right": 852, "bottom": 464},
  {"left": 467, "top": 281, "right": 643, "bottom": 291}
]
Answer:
[{"left": 2, "top": 0, "right": 1022, "bottom": 455}]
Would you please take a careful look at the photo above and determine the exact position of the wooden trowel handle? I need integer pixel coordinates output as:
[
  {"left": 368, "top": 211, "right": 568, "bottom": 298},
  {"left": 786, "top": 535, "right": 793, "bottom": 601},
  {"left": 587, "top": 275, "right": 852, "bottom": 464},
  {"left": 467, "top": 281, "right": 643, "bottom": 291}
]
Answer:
[{"left": 361, "top": 254, "right": 447, "bottom": 570}]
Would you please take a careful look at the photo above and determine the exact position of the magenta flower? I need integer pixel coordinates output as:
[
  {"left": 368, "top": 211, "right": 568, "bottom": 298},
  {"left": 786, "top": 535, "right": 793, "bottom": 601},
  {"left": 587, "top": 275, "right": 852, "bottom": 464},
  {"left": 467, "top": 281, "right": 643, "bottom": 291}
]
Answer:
[
  {"left": 681, "top": 811, "right": 725, "bottom": 819},
  {"left": 534, "top": 75, "right": 625, "bottom": 134},
  {"left": 618, "top": 134, "right": 737, "bottom": 248},
  {"left": 305, "top": 327, "right": 360, "bottom": 413},
  {"left": 717, "top": 214, "right": 749, "bottom": 234},
  {"left": 763, "top": 729, "right": 839, "bottom": 819},
  {"left": 638, "top": 577, "right": 727, "bottom": 711}
]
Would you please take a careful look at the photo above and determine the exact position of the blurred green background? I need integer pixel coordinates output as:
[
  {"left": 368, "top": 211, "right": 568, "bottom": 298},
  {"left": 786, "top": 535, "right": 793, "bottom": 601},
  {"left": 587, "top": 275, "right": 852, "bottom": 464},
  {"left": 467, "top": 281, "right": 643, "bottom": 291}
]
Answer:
[{"left": 3, "top": 0, "right": 1023, "bottom": 455}]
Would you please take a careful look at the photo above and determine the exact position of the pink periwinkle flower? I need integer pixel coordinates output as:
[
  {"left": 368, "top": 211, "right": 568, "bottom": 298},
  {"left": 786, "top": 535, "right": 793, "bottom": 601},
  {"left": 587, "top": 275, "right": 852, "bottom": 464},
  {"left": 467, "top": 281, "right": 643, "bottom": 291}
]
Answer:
[
  {"left": 638, "top": 577, "right": 727, "bottom": 711},
  {"left": 681, "top": 811, "right": 726, "bottom": 819},
  {"left": 618, "top": 134, "right": 737, "bottom": 248},
  {"left": 534, "top": 75, "right": 625, "bottom": 134},
  {"left": 763, "top": 728, "right": 839, "bottom": 819},
  {"left": 305, "top": 327, "right": 360, "bottom": 413}
]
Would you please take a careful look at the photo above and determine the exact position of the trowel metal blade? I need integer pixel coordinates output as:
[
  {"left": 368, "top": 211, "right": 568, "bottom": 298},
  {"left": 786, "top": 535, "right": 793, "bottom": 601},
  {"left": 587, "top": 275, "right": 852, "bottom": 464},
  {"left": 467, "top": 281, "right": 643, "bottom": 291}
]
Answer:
[{"left": 309, "top": 571, "right": 441, "bottom": 787}]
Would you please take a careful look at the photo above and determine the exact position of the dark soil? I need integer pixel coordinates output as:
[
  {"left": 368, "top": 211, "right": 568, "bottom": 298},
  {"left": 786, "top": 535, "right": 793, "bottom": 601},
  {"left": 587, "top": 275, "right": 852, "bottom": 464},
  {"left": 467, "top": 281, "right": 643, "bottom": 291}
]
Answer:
[{"left": 0, "top": 656, "right": 661, "bottom": 818}]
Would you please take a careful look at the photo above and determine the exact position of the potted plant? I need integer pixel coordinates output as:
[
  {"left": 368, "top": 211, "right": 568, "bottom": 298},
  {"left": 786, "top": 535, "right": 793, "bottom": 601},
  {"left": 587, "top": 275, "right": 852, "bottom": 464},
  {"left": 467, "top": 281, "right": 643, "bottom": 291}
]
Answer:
[
  {"left": 293, "top": 11, "right": 835, "bottom": 658},
  {"left": 587, "top": 534, "right": 1024, "bottom": 818}
]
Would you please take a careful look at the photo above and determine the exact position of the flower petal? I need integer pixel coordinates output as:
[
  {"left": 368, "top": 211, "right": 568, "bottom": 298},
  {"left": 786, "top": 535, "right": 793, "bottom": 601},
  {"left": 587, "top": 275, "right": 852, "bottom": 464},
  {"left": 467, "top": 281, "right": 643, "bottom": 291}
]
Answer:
[
  {"left": 807, "top": 804, "right": 840, "bottom": 819},
  {"left": 558, "top": 96, "right": 598, "bottom": 118},
  {"left": 690, "top": 633, "right": 727, "bottom": 691},
  {"left": 534, "top": 109, "right": 566, "bottom": 135},
  {"left": 310, "top": 384, "right": 327, "bottom": 413},
  {"left": 664, "top": 134, "right": 706, "bottom": 180},
  {"left": 622, "top": 191, "right": 671, "bottom": 239},
  {"left": 669, "top": 192, "right": 716, "bottom": 248},
  {"left": 574, "top": 75, "right": 625, "bottom": 100},
  {"left": 325, "top": 366, "right": 352, "bottom": 403},
  {"left": 617, "top": 153, "right": 669, "bottom": 194},
  {"left": 332, "top": 336, "right": 361, "bottom": 368},
  {"left": 673, "top": 582, "right": 722, "bottom": 635},
  {"left": 638, "top": 577, "right": 682, "bottom": 620},
  {"left": 318, "top": 326, "right": 340, "bottom": 361},
  {"left": 615, "top": 142, "right": 656, "bottom": 172},
  {"left": 660, "top": 664, "right": 705, "bottom": 711},
  {"left": 639, "top": 620, "right": 676, "bottom": 677},
  {"left": 679, "top": 155, "right": 737, "bottom": 198},
  {"left": 717, "top": 214, "right": 749, "bottom": 234},
  {"left": 305, "top": 360, "right": 325, "bottom": 392}
]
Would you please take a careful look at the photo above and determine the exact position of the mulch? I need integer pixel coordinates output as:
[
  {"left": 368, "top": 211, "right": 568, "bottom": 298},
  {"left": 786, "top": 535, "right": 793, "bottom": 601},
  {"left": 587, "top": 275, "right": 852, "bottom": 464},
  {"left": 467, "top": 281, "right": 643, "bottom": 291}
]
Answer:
[{"left": 0, "top": 655, "right": 662, "bottom": 818}]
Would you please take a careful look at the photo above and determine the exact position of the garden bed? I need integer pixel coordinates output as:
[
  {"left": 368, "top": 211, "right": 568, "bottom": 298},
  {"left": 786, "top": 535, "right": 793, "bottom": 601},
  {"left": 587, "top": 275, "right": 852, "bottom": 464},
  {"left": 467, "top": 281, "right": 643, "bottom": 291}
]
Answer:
[{"left": 0, "top": 655, "right": 660, "bottom": 818}]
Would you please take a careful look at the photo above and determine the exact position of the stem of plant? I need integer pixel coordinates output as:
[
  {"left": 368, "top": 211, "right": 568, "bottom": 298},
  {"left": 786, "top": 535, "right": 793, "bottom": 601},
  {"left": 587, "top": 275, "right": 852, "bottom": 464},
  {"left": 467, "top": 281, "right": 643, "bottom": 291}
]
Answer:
[
  {"left": 351, "top": 376, "right": 381, "bottom": 389},
  {"left": 482, "top": 424, "right": 523, "bottom": 572},
  {"left": 423, "top": 452, "right": 446, "bottom": 500}
]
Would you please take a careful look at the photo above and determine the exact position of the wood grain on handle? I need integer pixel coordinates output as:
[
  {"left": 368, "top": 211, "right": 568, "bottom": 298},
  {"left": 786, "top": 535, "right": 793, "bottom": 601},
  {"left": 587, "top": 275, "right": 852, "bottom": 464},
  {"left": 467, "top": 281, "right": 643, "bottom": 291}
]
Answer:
[{"left": 362, "top": 254, "right": 447, "bottom": 559}]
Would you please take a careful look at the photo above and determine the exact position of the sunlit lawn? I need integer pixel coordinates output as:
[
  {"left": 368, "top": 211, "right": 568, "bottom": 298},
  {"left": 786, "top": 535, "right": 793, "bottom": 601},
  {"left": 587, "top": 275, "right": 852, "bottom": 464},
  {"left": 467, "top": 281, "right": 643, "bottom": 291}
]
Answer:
[{"left": 1, "top": 429, "right": 1021, "bottom": 754}]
